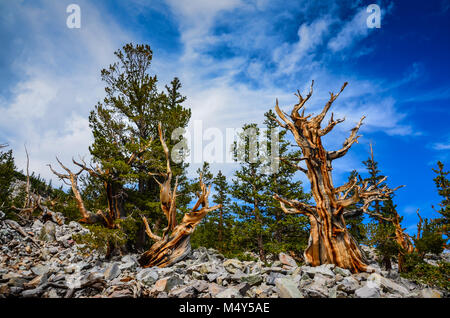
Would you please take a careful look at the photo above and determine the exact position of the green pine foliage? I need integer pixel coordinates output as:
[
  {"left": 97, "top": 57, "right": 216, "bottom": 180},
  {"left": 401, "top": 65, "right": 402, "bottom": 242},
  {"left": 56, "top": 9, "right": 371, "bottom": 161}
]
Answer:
[
  {"left": 431, "top": 161, "right": 449, "bottom": 246},
  {"left": 191, "top": 167, "right": 236, "bottom": 256},
  {"left": 0, "top": 148, "right": 16, "bottom": 206},
  {"left": 262, "top": 111, "right": 310, "bottom": 257},
  {"left": 362, "top": 151, "right": 399, "bottom": 269},
  {"left": 414, "top": 218, "right": 445, "bottom": 257},
  {"left": 83, "top": 43, "right": 192, "bottom": 251},
  {"left": 401, "top": 253, "right": 450, "bottom": 291},
  {"left": 229, "top": 111, "right": 310, "bottom": 261}
]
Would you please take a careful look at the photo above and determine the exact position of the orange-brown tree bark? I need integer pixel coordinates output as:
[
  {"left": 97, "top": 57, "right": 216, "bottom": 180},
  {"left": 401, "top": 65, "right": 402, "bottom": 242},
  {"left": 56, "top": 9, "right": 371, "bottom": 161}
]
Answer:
[
  {"left": 364, "top": 209, "right": 414, "bottom": 272},
  {"left": 48, "top": 158, "right": 108, "bottom": 226},
  {"left": 272, "top": 81, "right": 402, "bottom": 273},
  {"left": 138, "top": 123, "right": 221, "bottom": 268},
  {"left": 48, "top": 136, "right": 151, "bottom": 229}
]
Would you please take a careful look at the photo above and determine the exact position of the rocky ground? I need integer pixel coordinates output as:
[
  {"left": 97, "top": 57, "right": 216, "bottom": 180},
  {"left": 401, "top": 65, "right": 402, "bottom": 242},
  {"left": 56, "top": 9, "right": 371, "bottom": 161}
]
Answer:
[{"left": 0, "top": 212, "right": 448, "bottom": 298}]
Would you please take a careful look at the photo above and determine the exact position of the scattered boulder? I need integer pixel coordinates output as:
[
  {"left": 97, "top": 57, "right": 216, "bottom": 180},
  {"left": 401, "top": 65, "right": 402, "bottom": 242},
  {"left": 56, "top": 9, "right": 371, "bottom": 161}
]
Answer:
[
  {"left": 355, "top": 284, "right": 381, "bottom": 298},
  {"left": 367, "top": 273, "right": 409, "bottom": 296},
  {"left": 0, "top": 218, "right": 448, "bottom": 299},
  {"left": 275, "top": 277, "right": 303, "bottom": 298},
  {"left": 216, "top": 286, "right": 241, "bottom": 298},
  {"left": 278, "top": 252, "right": 297, "bottom": 268},
  {"left": 154, "top": 275, "right": 184, "bottom": 292},
  {"left": 136, "top": 268, "right": 159, "bottom": 286},
  {"left": 31, "top": 265, "right": 50, "bottom": 276},
  {"left": 39, "top": 222, "right": 56, "bottom": 242},
  {"left": 303, "top": 264, "right": 335, "bottom": 278},
  {"left": 104, "top": 263, "right": 121, "bottom": 280},
  {"left": 333, "top": 267, "right": 351, "bottom": 277},
  {"left": 336, "top": 276, "right": 360, "bottom": 294}
]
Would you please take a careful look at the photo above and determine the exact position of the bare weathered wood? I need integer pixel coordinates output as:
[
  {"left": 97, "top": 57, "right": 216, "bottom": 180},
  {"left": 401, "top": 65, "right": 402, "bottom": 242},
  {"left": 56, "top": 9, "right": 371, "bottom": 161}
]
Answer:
[
  {"left": 48, "top": 158, "right": 107, "bottom": 226},
  {"left": 273, "top": 81, "right": 402, "bottom": 273},
  {"left": 4, "top": 219, "right": 40, "bottom": 247},
  {"left": 364, "top": 208, "right": 414, "bottom": 272},
  {"left": 139, "top": 123, "right": 221, "bottom": 268},
  {"left": 24, "top": 145, "right": 31, "bottom": 209}
]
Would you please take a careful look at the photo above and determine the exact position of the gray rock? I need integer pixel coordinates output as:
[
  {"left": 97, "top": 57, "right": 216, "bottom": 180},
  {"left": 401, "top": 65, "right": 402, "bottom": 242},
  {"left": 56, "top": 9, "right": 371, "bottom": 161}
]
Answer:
[
  {"left": 216, "top": 286, "right": 241, "bottom": 298},
  {"left": 8, "top": 276, "right": 27, "bottom": 288},
  {"left": 266, "top": 271, "right": 285, "bottom": 285},
  {"left": 154, "top": 275, "right": 184, "bottom": 292},
  {"left": 206, "top": 273, "right": 220, "bottom": 282},
  {"left": 208, "top": 282, "right": 225, "bottom": 296},
  {"left": 22, "top": 288, "right": 43, "bottom": 298},
  {"left": 136, "top": 268, "right": 159, "bottom": 286},
  {"left": 329, "top": 286, "right": 348, "bottom": 298},
  {"left": 241, "top": 274, "right": 263, "bottom": 286},
  {"left": 169, "top": 285, "right": 196, "bottom": 298},
  {"left": 278, "top": 252, "right": 298, "bottom": 268},
  {"left": 48, "top": 247, "right": 59, "bottom": 254},
  {"left": 386, "top": 270, "right": 399, "bottom": 280},
  {"left": 367, "top": 273, "right": 408, "bottom": 296},
  {"left": 366, "top": 263, "right": 382, "bottom": 274},
  {"left": 47, "top": 289, "right": 60, "bottom": 298},
  {"left": 303, "top": 264, "right": 335, "bottom": 278},
  {"left": 104, "top": 263, "right": 121, "bottom": 280},
  {"left": 155, "top": 267, "right": 175, "bottom": 278},
  {"left": 400, "top": 277, "right": 417, "bottom": 291},
  {"left": 223, "top": 259, "right": 244, "bottom": 274},
  {"left": 31, "top": 220, "right": 44, "bottom": 231},
  {"left": 303, "top": 274, "right": 330, "bottom": 298},
  {"left": 120, "top": 255, "right": 137, "bottom": 270},
  {"left": 353, "top": 272, "right": 369, "bottom": 281},
  {"left": 337, "top": 276, "right": 360, "bottom": 294},
  {"left": 39, "top": 221, "right": 56, "bottom": 242},
  {"left": 355, "top": 284, "right": 381, "bottom": 298},
  {"left": 275, "top": 277, "right": 303, "bottom": 298},
  {"left": 333, "top": 267, "right": 351, "bottom": 277},
  {"left": 236, "top": 282, "right": 251, "bottom": 295},
  {"left": 31, "top": 265, "right": 50, "bottom": 276},
  {"left": 68, "top": 221, "right": 83, "bottom": 231},
  {"left": 56, "top": 234, "right": 72, "bottom": 247},
  {"left": 192, "top": 280, "right": 209, "bottom": 293}
]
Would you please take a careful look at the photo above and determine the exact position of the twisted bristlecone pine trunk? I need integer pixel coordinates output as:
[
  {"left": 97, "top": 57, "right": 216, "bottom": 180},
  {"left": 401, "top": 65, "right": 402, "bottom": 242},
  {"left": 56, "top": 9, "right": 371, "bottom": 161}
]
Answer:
[
  {"left": 273, "top": 81, "right": 402, "bottom": 273},
  {"left": 138, "top": 123, "right": 221, "bottom": 268}
]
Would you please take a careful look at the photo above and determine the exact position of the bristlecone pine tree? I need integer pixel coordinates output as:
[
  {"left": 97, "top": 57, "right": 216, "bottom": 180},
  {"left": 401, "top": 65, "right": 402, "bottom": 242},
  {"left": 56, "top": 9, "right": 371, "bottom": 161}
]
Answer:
[
  {"left": 138, "top": 123, "right": 221, "bottom": 267},
  {"left": 272, "top": 81, "right": 402, "bottom": 273}
]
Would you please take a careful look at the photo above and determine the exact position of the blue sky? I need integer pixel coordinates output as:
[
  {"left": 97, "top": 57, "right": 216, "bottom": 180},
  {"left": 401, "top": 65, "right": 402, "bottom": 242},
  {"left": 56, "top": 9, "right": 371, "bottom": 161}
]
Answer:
[{"left": 0, "top": 0, "right": 449, "bottom": 234}]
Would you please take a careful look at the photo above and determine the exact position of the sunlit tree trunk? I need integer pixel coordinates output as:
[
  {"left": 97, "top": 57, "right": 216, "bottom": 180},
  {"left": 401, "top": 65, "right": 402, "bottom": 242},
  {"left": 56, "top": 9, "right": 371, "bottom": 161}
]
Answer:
[
  {"left": 273, "top": 81, "right": 402, "bottom": 273},
  {"left": 139, "top": 123, "right": 221, "bottom": 267}
]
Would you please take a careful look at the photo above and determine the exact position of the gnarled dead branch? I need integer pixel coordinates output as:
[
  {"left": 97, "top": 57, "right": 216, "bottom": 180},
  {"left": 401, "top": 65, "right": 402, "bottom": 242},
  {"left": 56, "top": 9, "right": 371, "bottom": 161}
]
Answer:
[
  {"left": 273, "top": 81, "right": 403, "bottom": 273},
  {"left": 139, "top": 123, "right": 221, "bottom": 268}
]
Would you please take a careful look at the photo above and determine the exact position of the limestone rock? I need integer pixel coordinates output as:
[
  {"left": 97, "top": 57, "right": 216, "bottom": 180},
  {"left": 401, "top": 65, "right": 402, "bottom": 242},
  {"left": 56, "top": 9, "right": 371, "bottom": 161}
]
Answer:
[
  {"left": 278, "top": 252, "right": 297, "bottom": 268},
  {"left": 355, "top": 284, "right": 381, "bottom": 298},
  {"left": 275, "top": 277, "right": 303, "bottom": 298}
]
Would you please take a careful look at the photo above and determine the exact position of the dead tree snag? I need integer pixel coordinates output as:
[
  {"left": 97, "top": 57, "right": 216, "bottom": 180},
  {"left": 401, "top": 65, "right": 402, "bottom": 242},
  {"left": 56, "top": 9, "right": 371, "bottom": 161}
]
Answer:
[
  {"left": 48, "top": 158, "right": 107, "bottom": 226},
  {"left": 138, "top": 123, "right": 221, "bottom": 268},
  {"left": 12, "top": 146, "right": 63, "bottom": 225},
  {"left": 272, "top": 81, "right": 402, "bottom": 273},
  {"left": 364, "top": 208, "right": 414, "bottom": 272}
]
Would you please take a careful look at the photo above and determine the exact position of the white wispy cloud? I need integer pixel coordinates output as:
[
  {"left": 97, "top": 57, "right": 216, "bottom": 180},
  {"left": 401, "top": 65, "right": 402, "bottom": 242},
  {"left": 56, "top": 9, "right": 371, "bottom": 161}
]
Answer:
[
  {"left": 0, "top": 0, "right": 422, "bottom": 191},
  {"left": 0, "top": 0, "right": 133, "bottom": 183}
]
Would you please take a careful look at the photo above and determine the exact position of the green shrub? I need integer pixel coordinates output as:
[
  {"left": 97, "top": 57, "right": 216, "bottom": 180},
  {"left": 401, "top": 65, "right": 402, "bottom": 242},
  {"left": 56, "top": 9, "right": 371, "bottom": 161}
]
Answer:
[
  {"left": 401, "top": 253, "right": 450, "bottom": 290},
  {"left": 73, "top": 224, "right": 127, "bottom": 256}
]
